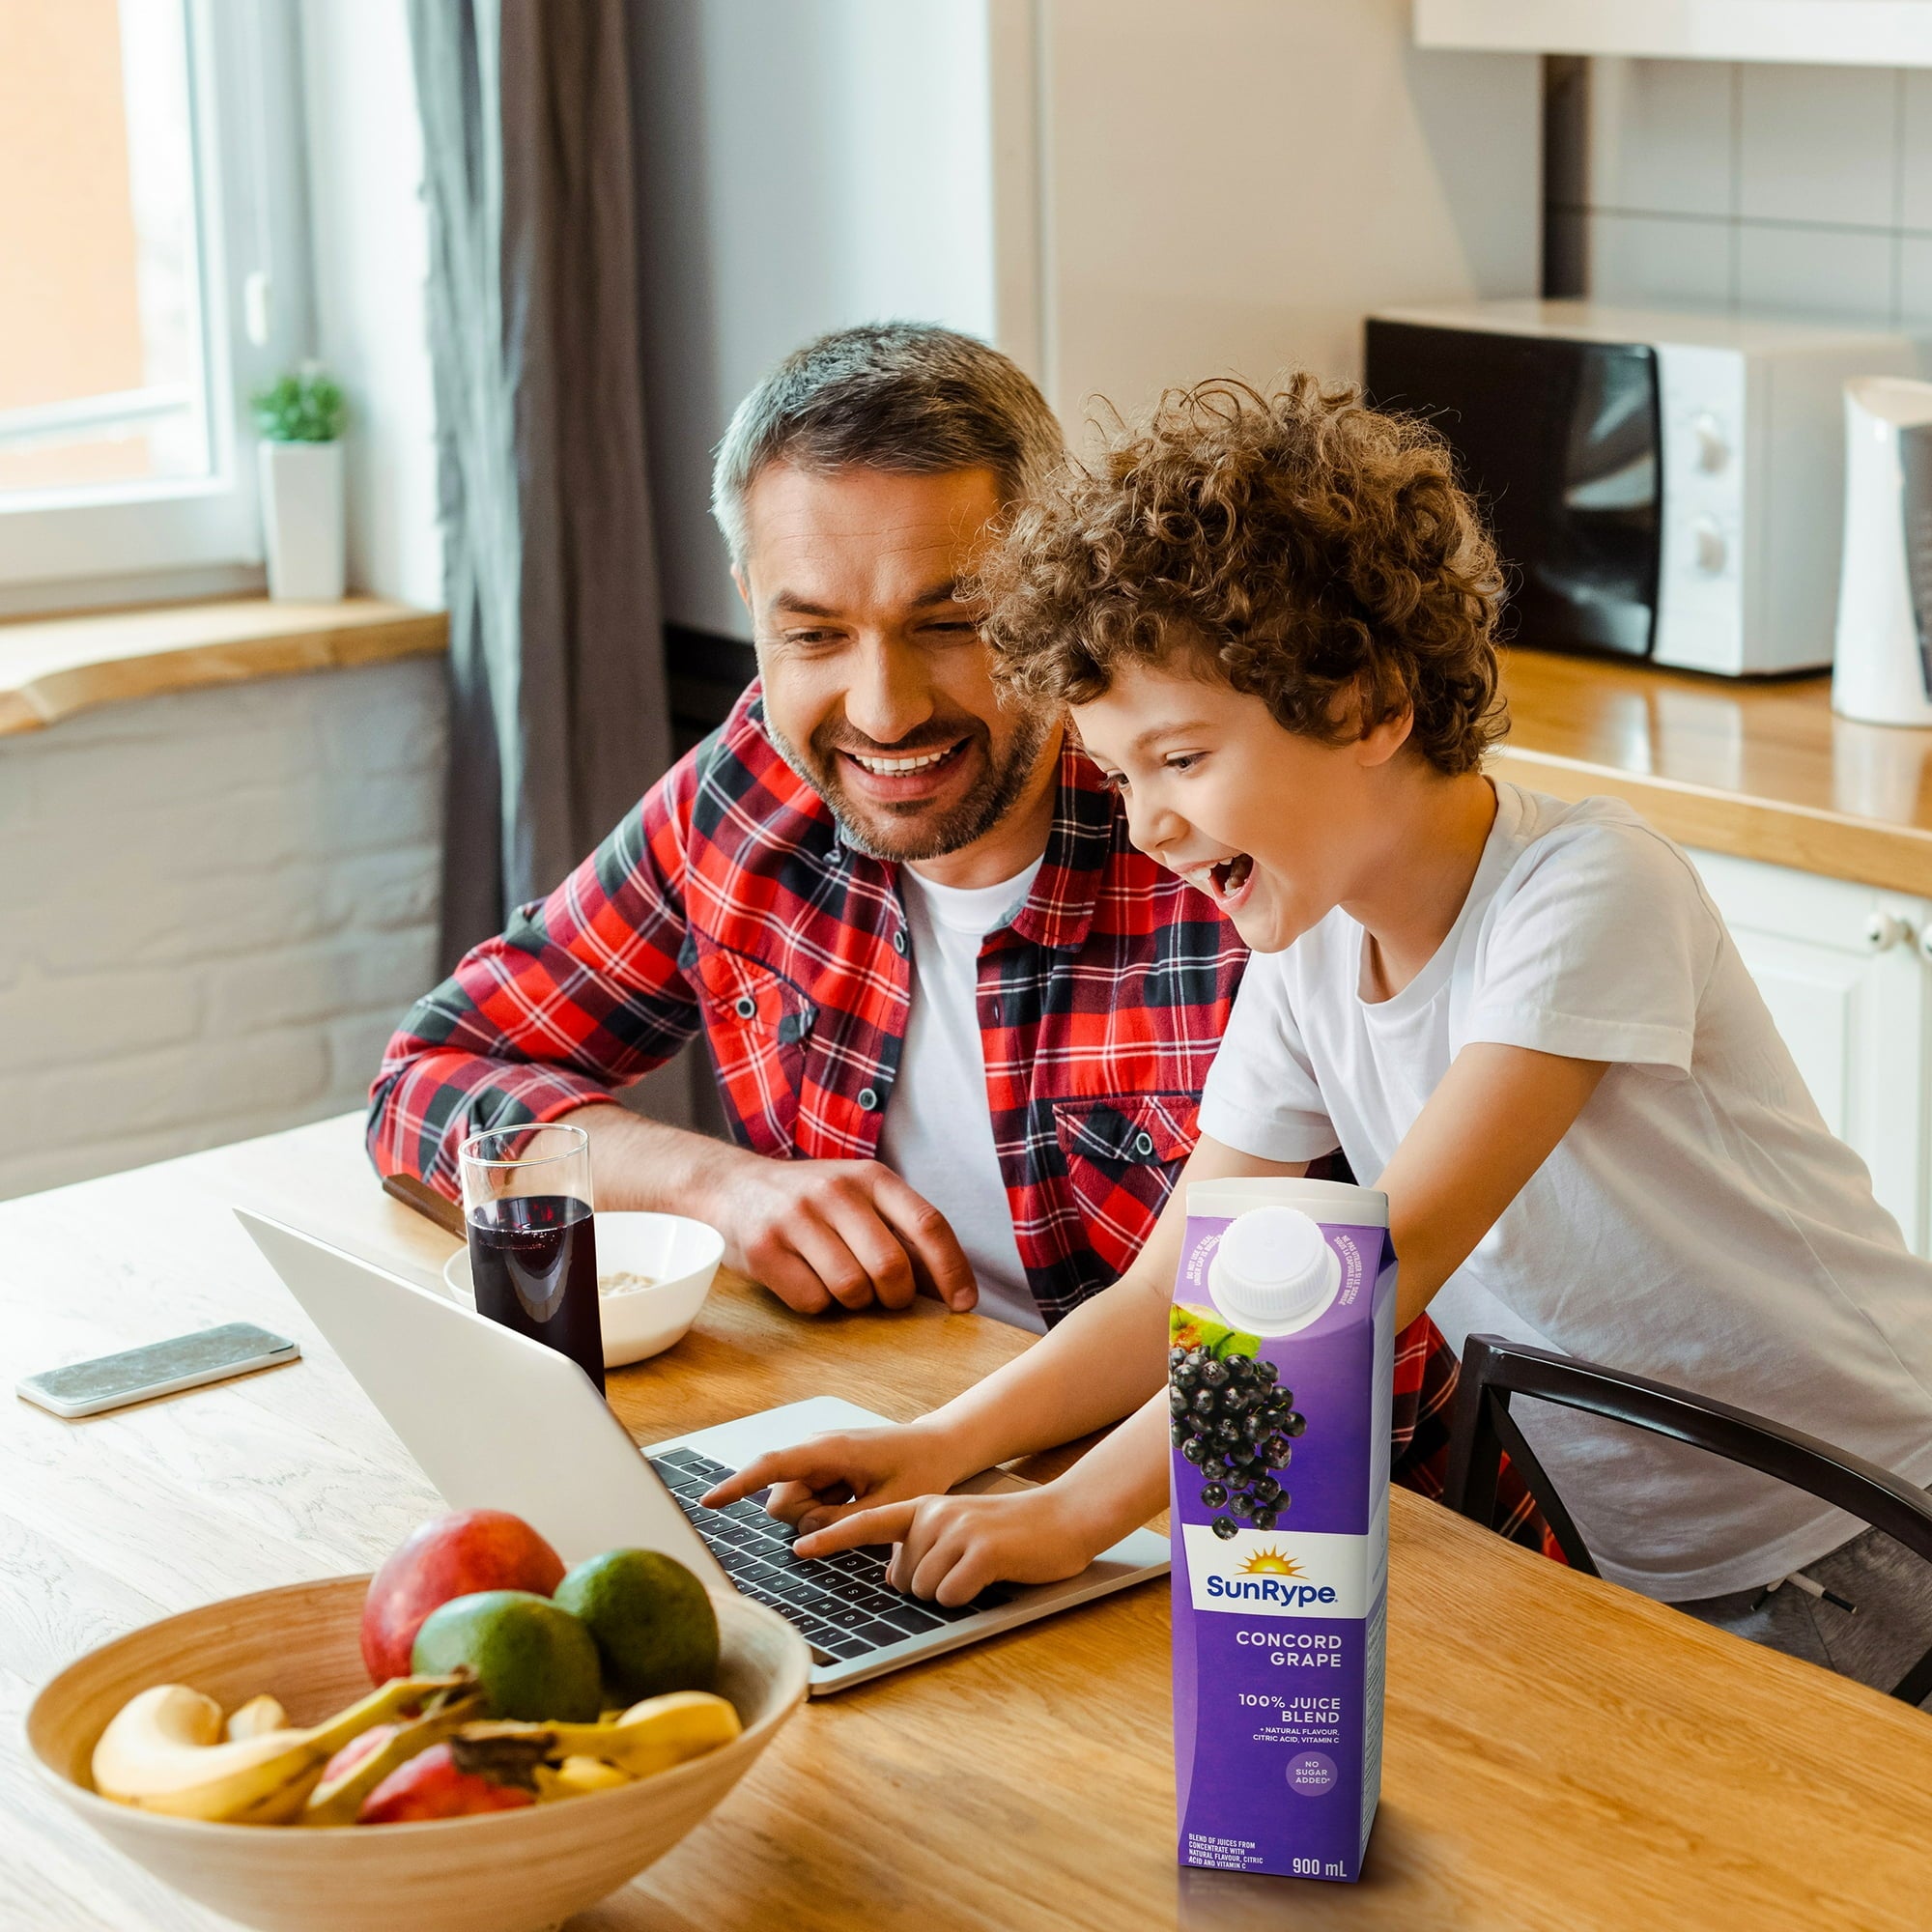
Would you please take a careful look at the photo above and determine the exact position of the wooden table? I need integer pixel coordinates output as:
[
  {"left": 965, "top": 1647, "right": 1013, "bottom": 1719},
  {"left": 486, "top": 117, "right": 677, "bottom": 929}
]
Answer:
[{"left": 6, "top": 1116, "right": 1931, "bottom": 1931}]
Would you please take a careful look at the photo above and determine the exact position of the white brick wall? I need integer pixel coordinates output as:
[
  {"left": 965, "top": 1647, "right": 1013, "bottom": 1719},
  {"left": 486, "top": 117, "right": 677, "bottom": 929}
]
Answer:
[{"left": 0, "top": 657, "right": 446, "bottom": 1200}]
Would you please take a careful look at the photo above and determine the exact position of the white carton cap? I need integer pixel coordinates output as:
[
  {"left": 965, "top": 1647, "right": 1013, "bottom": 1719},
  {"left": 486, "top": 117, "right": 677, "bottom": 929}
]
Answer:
[{"left": 1208, "top": 1206, "right": 1341, "bottom": 1335}]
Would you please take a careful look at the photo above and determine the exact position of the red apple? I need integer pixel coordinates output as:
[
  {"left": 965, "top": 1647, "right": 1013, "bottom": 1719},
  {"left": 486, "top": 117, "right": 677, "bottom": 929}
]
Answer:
[
  {"left": 319, "top": 1723, "right": 397, "bottom": 1789},
  {"left": 356, "top": 1742, "right": 535, "bottom": 1824},
  {"left": 360, "top": 1509, "right": 565, "bottom": 1684}
]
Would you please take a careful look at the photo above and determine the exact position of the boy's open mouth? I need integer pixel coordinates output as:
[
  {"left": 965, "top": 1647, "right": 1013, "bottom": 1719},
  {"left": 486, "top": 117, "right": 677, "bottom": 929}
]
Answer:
[
  {"left": 1196, "top": 852, "right": 1253, "bottom": 906},
  {"left": 1206, "top": 854, "right": 1252, "bottom": 896}
]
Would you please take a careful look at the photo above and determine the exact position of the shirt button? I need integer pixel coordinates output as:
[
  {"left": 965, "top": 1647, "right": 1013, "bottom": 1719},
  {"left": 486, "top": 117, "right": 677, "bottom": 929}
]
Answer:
[
  {"left": 734, "top": 996, "right": 757, "bottom": 1019},
  {"left": 892, "top": 928, "right": 908, "bottom": 955},
  {"left": 1133, "top": 1130, "right": 1156, "bottom": 1158},
  {"left": 988, "top": 999, "right": 1002, "bottom": 1024},
  {"left": 857, "top": 1087, "right": 880, "bottom": 1112}
]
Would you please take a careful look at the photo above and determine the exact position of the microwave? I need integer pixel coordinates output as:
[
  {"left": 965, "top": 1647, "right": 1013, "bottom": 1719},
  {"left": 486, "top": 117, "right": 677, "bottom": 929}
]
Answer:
[{"left": 1364, "top": 300, "right": 1924, "bottom": 676}]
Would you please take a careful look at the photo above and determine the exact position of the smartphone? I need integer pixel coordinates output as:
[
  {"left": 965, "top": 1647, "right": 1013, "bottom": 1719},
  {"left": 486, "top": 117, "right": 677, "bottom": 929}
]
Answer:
[{"left": 16, "top": 1321, "right": 300, "bottom": 1419}]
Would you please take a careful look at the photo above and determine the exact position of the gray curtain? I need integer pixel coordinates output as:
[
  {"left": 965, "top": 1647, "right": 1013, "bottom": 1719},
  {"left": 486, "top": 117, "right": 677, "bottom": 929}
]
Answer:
[{"left": 412, "top": 0, "right": 670, "bottom": 967}]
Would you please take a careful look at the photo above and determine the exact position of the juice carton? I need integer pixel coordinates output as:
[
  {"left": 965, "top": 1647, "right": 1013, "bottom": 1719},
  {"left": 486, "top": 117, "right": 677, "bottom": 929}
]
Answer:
[{"left": 1169, "top": 1177, "right": 1395, "bottom": 1883}]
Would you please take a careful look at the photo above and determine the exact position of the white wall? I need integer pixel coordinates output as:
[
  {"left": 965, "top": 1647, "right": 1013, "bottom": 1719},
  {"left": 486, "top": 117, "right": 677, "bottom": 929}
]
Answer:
[
  {"left": 298, "top": 0, "right": 444, "bottom": 610},
  {"left": 0, "top": 660, "right": 444, "bottom": 1202},
  {"left": 1580, "top": 59, "right": 1932, "bottom": 327},
  {"left": 635, "top": 0, "right": 1540, "bottom": 637},
  {"left": 1037, "top": 0, "right": 1541, "bottom": 426},
  {"left": 635, "top": 0, "right": 1000, "bottom": 640}
]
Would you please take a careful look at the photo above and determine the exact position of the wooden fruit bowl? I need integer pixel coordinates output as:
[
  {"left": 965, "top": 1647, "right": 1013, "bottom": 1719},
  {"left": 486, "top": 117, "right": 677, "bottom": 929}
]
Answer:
[{"left": 26, "top": 1574, "right": 810, "bottom": 1932}]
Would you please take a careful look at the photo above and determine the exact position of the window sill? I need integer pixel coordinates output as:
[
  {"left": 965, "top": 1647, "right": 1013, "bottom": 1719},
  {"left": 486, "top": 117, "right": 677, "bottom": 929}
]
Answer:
[{"left": 0, "top": 596, "right": 447, "bottom": 738}]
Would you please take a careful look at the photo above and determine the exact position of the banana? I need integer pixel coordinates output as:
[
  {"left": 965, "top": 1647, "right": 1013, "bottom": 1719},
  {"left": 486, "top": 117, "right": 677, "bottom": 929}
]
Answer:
[
  {"left": 93, "top": 1676, "right": 730, "bottom": 1824},
  {"left": 605, "top": 1690, "right": 743, "bottom": 1774},
  {"left": 533, "top": 1755, "right": 633, "bottom": 1803},
  {"left": 224, "top": 1759, "right": 330, "bottom": 1828},
  {"left": 225, "top": 1694, "right": 287, "bottom": 1742},
  {"left": 91, "top": 1675, "right": 469, "bottom": 1824},
  {"left": 458, "top": 1690, "right": 742, "bottom": 1782},
  {"left": 298, "top": 1691, "right": 487, "bottom": 1828}
]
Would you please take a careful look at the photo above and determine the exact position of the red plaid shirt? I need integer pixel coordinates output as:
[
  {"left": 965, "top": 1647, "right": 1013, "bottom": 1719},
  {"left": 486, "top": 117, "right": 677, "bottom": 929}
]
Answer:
[{"left": 369, "top": 686, "right": 1552, "bottom": 1552}]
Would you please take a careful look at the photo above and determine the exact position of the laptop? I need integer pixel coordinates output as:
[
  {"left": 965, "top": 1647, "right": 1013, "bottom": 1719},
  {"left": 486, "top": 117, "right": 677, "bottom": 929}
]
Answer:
[{"left": 236, "top": 1210, "right": 1169, "bottom": 1694}]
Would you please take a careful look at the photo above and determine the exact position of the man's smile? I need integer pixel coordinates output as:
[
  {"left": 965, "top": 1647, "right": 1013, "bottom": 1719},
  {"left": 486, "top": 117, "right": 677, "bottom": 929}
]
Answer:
[
  {"left": 832, "top": 735, "right": 976, "bottom": 807},
  {"left": 844, "top": 742, "right": 965, "bottom": 776}
]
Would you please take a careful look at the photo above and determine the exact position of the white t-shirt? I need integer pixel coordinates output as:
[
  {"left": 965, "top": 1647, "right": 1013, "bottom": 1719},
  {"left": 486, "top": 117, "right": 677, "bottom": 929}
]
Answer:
[
  {"left": 877, "top": 859, "right": 1045, "bottom": 1333},
  {"left": 1198, "top": 781, "right": 1932, "bottom": 1601}
]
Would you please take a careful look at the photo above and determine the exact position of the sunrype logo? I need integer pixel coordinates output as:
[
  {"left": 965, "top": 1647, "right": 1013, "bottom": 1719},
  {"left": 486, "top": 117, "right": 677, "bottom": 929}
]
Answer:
[
  {"left": 1205, "top": 1548, "right": 1338, "bottom": 1609},
  {"left": 1182, "top": 1524, "right": 1367, "bottom": 1618}
]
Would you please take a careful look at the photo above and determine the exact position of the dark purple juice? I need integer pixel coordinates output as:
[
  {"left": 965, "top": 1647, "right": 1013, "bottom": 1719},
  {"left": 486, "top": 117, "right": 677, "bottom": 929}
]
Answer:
[{"left": 467, "top": 1194, "right": 604, "bottom": 1395}]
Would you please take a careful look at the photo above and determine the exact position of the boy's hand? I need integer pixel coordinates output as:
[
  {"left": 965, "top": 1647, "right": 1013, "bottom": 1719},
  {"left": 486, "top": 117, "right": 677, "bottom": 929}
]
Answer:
[
  {"left": 792, "top": 1483, "right": 1102, "bottom": 1605},
  {"left": 698, "top": 1421, "right": 972, "bottom": 1536}
]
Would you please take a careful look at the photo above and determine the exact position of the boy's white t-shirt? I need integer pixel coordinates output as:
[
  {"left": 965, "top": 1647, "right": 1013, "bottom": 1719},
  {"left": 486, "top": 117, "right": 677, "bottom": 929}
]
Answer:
[
  {"left": 1197, "top": 780, "right": 1932, "bottom": 1601},
  {"left": 877, "top": 859, "right": 1045, "bottom": 1334}
]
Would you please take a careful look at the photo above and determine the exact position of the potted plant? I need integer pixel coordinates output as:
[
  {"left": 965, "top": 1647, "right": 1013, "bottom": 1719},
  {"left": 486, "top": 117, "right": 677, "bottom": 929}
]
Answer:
[{"left": 251, "top": 363, "right": 348, "bottom": 601}]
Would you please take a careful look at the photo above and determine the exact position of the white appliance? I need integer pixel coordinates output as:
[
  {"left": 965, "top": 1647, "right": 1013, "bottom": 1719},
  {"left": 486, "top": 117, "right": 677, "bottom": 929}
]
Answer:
[
  {"left": 1365, "top": 301, "right": 1926, "bottom": 676},
  {"left": 237, "top": 1210, "right": 1169, "bottom": 1695},
  {"left": 1833, "top": 377, "right": 1932, "bottom": 727}
]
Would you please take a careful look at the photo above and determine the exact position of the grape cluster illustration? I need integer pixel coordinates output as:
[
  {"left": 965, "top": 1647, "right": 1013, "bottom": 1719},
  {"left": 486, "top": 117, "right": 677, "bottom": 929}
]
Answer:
[{"left": 1169, "top": 1343, "right": 1306, "bottom": 1540}]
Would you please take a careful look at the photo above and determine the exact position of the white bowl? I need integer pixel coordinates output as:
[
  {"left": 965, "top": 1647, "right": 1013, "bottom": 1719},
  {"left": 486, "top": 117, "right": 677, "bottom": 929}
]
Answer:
[{"left": 444, "top": 1210, "right": 723, "bottom": 1369}]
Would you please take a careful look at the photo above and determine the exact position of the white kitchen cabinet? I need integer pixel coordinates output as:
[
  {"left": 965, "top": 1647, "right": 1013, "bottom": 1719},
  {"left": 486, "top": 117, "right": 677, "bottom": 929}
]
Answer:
[
  {"left": 1416, "top": 0, "right": 1932, "bottom": 67},
  {"left": 1688, "top": 847, "right": 1931, "bottom": 1255}
]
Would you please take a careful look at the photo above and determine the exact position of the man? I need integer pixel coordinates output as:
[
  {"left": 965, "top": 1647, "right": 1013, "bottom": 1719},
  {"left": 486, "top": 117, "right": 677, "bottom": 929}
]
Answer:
[
  {"left": 372, "top": 322, "right": 1232, "bottom": 1331},
  {"left": 368, "top": 324, "right": 1541, "bottom": 1541}
]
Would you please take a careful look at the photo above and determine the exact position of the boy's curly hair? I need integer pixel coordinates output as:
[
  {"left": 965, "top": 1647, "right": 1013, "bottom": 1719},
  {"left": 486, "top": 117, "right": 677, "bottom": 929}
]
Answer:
[{"left": 979, "top": 374, "right": 1508, "bottom": 775}]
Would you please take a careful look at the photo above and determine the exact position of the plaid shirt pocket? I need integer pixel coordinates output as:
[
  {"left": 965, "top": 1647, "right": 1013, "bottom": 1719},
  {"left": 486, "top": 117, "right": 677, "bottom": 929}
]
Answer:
[
  {"left": 1052, "top": 1093, "right": 1199, "bottom": 1277},
  {"left": 691, "top": 946, "right": 817, "bottom": 1153}
]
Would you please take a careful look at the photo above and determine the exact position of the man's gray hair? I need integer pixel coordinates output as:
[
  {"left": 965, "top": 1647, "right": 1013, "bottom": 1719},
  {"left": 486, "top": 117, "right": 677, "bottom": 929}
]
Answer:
[{"left": 711, "top": 322, "right": 1064, "bottom": 564}]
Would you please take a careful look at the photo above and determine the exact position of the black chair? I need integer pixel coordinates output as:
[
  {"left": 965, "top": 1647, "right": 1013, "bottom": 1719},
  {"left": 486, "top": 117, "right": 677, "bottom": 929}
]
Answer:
[{"left": 1442, "top": 1332, "right": 1932, "bottom": 1705}]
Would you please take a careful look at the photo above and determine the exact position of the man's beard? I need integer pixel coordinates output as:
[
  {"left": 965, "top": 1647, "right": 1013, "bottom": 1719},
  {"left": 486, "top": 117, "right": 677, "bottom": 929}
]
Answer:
[{"left": 766, "top": 707, "right": 1058, "bottom": 865}]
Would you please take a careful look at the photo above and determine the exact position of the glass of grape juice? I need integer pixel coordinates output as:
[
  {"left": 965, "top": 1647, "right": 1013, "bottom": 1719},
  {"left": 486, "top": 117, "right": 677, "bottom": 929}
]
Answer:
[{"left": 458, "top": 1122, "right": 605, "bottom": 1395}]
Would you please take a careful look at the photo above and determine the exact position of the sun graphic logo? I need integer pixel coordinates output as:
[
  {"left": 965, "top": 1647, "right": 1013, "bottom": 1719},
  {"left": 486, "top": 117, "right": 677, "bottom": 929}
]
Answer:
[{"left": 1237, "top": 1548, "right": 1303, "bottom": 1578}]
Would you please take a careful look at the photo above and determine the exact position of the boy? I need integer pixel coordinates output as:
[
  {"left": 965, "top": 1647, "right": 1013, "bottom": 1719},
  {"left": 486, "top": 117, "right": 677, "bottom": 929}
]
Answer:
[{"left": 705, "top": 376, "right": 1932, "bottom": 1687}]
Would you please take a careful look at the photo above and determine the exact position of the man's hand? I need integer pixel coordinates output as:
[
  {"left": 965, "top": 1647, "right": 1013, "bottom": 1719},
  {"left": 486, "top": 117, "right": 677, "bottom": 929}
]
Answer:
[
  {"left": 792, "top": 1483, "right": 1102, "bottom": 1605},
  {"left": 699, "top": 1419, "right": 973, "bottom": 1535},
  {"left": 559, "top": 1104, "right": 978, "bottom": 1316},
  {"left": 700, "top": 1152, "right": 979, "bottom": 1315}
]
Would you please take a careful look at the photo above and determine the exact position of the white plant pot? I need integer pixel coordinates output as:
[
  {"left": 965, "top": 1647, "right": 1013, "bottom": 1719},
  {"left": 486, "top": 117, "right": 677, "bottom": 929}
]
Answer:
[{"left": 258, "top": 439, "right": 346, "bottom": 601}]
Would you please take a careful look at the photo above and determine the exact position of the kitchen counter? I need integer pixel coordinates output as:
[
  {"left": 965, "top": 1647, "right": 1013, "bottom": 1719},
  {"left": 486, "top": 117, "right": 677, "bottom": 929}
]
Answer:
[{"left": 1493, "top": 648, "right": 1932, "bottom": 897}]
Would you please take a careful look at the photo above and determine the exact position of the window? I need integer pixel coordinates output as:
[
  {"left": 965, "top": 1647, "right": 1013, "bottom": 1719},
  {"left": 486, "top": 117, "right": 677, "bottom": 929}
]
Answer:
[{"left": 0, "top": 0, "right": 309, "bottom": 603}]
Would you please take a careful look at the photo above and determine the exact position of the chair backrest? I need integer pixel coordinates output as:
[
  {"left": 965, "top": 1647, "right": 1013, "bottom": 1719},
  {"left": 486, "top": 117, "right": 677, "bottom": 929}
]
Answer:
[{"left": 1442, "top": 1332, "right": 1932, "bottom": 1705}]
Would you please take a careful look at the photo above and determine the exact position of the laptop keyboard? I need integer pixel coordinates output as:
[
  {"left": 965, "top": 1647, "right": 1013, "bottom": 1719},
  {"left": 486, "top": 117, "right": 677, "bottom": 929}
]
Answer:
[{"left": 649, "top": 1448, "right": 1009, "bottom": 1666}]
